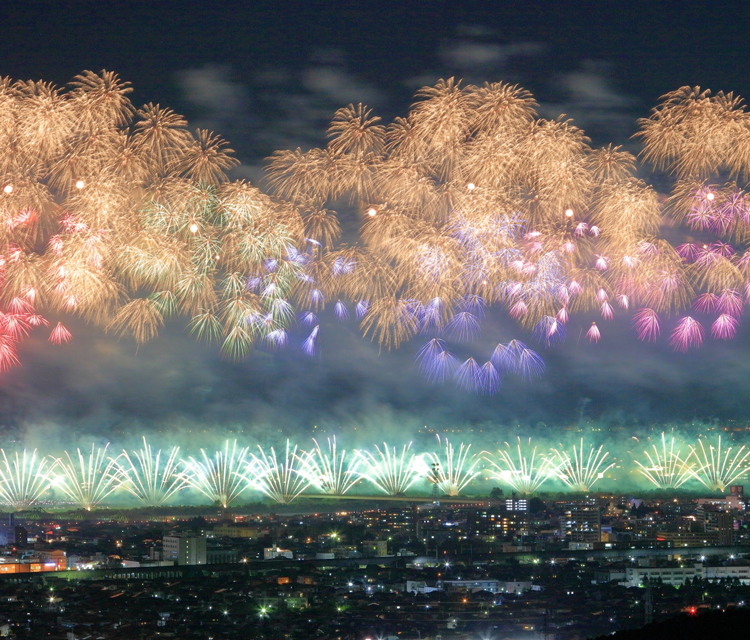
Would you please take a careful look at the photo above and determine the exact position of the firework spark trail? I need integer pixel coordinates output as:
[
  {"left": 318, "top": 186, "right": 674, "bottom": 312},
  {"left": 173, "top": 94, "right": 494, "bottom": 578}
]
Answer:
[
  {"left": 633, "top": 308, "right": 660, "bottom": 342},
  {"left": 298, "top": 437, "right": 361, "bottom": 495},
  {"left": 492, "top": 340, "right": 545, "bottom": 380},
  {"left": 8, "top": 431, "right": 750, "bottom": 505},
  {"left": 302, "top": 325, "right": 319, "bottom": 356},
  {"left": 111, "top": 437, "right": 187, "bottom": 506},
  {"left": 632, "top": 432, "right": 694, "bottom": 489},
  {"left": 636, "top": 88, "right": 750, "bottom": 352},
  {"left": 586, "top": 322, "right": 601, "bottom": 343},
  {"left": 355, "top": 442, "right": 423, "bottom": 496},
  {"left": 551, "top": 438, "right": 615, "bottom": 492},
  {"left": 482, "top": 437, "right": 557, "bottom": 495},
  {"left": 423, "top": 436, "right": 480, "bottom": 496},
  {"left": 0, "top": 449, "right": 54, "bottom": 509},
  {"left": 669, "top": 316, "right": 704, "bottom": 351},
  {"left": 685, "top": 435, "right": 750, "bottom": 492},
  {"left": 52, "top": 444, "right": 120, "bottom": 510},
  {"left": 246, "top": 440, "right": 309, "bottom": 505},
  {"left": 6, "top": 73, "right": 750, "bottom": 390},
  {"left": 0, "top": 70, "right": 304, "bottom": 370},
  {"left": 416, "top": 338, "right": 459, "bottom": 383},
  {"left": 183, "top": 440, "right": 250, "bottom": 508},
  {"left": 265, "top": 78, "right": 673, "bottom": 384}
]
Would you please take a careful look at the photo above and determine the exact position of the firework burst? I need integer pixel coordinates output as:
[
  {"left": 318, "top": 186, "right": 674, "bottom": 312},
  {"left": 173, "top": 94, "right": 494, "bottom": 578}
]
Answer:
[
  {"left": 0, "top": 449, "right": 54, "bottom": 510},
  {"left": 52, "top": 444, "right": 120, "bottom": 510},
  {"left": 298, "top": 437, "right": 361, "bottom": 495},
  {"left": 0, "top": 70, "right": 304, "bottom": 371},
  {"left": 112, "top": 437, "right": 187, "bottom": 506},
  {"left": 246, "top": 440, "right": 309, "bottom": 505},
  {"left": 355, "top": 442, "right": 423, "bottom": 496},
  {"left": 685, "top": 435, "right": 750, "bottom": 492},
  {"left": 6, "top": 71, "right": 750, "bottom": 392},
  {"left": 183, "top": 440, "right": 250, "bottom": 508},
  {"left": 423, "top": 436, "right": 480, "bottom": 496},
  {"left": 632, "top": 432, "right": 693, "bottom": 490},
  {"left": 482, "top": 437, "right": 557, "bottom": 495},
  {"left": 551, "top": 438, "right": 615, "bottom": 492}
]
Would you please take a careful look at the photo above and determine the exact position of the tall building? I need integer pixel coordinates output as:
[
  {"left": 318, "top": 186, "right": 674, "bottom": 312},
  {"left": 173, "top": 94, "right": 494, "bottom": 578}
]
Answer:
[
  {"left": 162, "top": 535, "right": 207, "bottom": 566},
  {"left": 561, "top": 506, "right": 601, "bottom": 544},
  {"left": 13, "top": 525, "right": 26, "bottom": 547},
  {"left": 701, "top": 509, "right": 735, "bottom": 546}
]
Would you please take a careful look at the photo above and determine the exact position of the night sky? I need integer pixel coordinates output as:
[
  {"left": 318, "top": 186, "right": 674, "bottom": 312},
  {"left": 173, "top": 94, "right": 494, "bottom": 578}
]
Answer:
[{"left": 2, "top": 1, "right": 750, "bottom": 442}]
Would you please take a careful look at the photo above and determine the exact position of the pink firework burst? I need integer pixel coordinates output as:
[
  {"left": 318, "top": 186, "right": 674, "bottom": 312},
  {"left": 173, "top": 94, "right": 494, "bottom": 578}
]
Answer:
[
  {"left": 693, "top": 293, "right": 719, "bottom": 314},
  {"left": 2, "top": 314, "right": 32, "bottom": 340},
  {"left": 8, "top": 297, "right": 33, "bottom": 314},
  {"left": 26, "top": 314, "right": 48, "bottom": 328},
  {"left": 556, "top": 307, "right": 569, "bottom": 324},
  {"left": 633, "top": 308, "right": 660, "bottom": 342},
  {"left": 694, "top": 245, "right": 722, "bottom": 269},
  {"left": 711, "top": 313, "right": 739, "bottom": 340},
  {"left": 49, "top": 322, "right": 73, "bottom": 345},
  {"left": 600, "top": 302, "right": 614, "bottom": 320},
  {"left": 686, "top": 202, "right": 714, "bottom": 231},
  {"left": 508, "top": 300, "right": 528, "bottom": 319},
  {"left": 676, "top": 243, "right": 699, "bottom": 262},
  {"left": 0, "top": 333, "right": 21, "bottom": 371},
  {"left": 710, "top": 204, "right": 734, "bottom": 235},
  {"left": 48, "top": 234, "right": 64, "bottom": 256},
  {"left": 621, "top": 255, "right": 640, "bottom": 269},
  {"left": 711, "top": 241, "right": 735, "bottom": 258},
  {"left": 0, "top": 334, "right": 19, "bottom": 372},
  {"left": 562, "top": 240, "right": 576, "bottom": 254},
  {"left": 722, "top": 190, "right": 750, "bottom": 226},
  {"left": 718, "top": 289, "right": 743, "bottom": 317},
  {"left": 669, "top": 316, "right": 705, "bottom": 352},
  {"left": 586, "top": 322, "right": 601, "bottom": 343}
]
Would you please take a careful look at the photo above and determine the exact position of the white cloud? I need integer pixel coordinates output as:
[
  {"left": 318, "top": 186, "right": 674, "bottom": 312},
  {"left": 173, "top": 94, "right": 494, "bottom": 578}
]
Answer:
[
  {"left": 177, "top": 65, "right": 247, "bottom": 117},
  {"left": 441, "top": 41, "right": 546, "bottom": 70},
  {"left": 560, "top": 63, "right": 631, "bottom": 110}
]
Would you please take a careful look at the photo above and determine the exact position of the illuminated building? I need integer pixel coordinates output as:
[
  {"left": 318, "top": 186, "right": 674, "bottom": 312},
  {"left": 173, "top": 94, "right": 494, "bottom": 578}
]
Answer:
[
  {"left": 561, "top": 506, "right": 601, "bottom": 545},
  {"left": 162, "top": 535, "right": 207, "bottom": 566}
]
